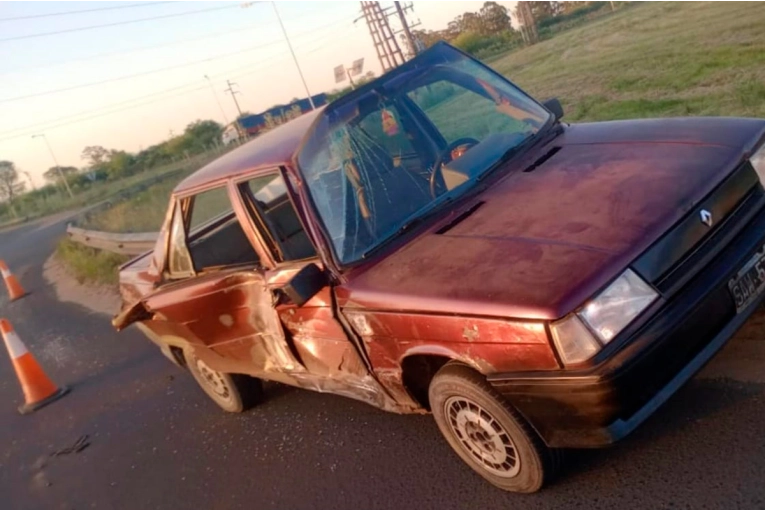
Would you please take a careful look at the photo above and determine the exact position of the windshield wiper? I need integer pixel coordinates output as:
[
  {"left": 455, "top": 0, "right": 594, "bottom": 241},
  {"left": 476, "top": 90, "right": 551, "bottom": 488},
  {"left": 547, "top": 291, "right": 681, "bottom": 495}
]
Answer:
[
  {"left": 478, "top": 122, "right": 562, "bottom": 182},
  {"left": 477, "top": 134, "right": 537, "bottom": 182}
]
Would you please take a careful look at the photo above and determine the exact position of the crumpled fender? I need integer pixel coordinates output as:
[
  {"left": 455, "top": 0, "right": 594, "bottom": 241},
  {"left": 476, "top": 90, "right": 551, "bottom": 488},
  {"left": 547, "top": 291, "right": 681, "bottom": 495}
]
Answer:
[{"left": 112, "top": 300, "right": 153, "bottom": 331}]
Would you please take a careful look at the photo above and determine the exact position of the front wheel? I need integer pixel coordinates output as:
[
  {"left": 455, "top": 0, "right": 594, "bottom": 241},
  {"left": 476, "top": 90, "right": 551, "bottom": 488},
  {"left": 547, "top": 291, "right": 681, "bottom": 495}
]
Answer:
[
  {"left": 429, "top": 362, "right": 560, "bottom": 493},
  {"left": 185, "top": 350, "right": 263, "bottom": 413}
]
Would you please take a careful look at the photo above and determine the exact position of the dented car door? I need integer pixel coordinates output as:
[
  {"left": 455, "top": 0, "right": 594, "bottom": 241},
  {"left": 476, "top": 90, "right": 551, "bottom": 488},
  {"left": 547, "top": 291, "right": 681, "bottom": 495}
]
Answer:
[
  {"left": 143, "top": 267, "right": 306, "bottom": 380},
  {"left": 137, "top": 185, "right": 306, "bottom": 382}
]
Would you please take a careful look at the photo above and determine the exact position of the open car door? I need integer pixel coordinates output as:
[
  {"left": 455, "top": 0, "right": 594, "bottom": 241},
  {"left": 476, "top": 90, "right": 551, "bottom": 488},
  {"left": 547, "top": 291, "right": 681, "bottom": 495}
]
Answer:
[{"left": 119, "top": 184, "right": 306, "bottom": 383}]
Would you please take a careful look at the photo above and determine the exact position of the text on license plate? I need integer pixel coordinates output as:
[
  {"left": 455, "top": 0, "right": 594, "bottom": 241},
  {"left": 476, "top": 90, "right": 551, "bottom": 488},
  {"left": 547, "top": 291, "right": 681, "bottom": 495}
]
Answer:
[{"left": 729, "top": 246, "right": 765, "bottom": 312}]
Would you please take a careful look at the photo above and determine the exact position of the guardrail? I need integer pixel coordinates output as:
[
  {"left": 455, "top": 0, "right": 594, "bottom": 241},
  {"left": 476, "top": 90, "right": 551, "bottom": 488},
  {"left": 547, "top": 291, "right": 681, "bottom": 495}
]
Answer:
[{"left": 66, "top": 225, "right": 158, "bottom": 255}]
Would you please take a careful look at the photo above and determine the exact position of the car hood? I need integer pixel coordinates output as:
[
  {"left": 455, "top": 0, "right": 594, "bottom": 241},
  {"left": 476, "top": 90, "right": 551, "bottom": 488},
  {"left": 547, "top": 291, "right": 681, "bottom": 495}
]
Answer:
[{"left": 339, "top": 117, "right": 765, "bottom": 320}]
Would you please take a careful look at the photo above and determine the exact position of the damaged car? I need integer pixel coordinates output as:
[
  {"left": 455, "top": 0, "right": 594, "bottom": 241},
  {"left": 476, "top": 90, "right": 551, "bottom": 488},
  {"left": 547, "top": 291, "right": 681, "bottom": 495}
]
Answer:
[{"left": 113, "top": 42, "right": 765, "bottom": 493}]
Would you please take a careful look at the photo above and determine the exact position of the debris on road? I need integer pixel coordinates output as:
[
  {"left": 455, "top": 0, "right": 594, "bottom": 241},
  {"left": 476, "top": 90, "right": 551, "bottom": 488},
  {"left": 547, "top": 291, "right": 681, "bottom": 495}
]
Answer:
[{"left": 51, "top": 435, "right": 90, "bottom": 457}]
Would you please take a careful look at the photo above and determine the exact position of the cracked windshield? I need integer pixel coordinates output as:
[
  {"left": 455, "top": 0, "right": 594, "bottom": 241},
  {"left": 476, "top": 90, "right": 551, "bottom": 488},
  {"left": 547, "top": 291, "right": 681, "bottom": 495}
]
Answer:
[{"left": 299, "top": 47, "right": 549, "bottom": 264}]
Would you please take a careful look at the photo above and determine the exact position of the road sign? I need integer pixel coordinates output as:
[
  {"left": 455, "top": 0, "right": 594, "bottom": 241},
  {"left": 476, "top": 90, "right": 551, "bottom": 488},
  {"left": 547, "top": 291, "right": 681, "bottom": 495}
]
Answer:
[
  {"left": 349, "top": 58, "right": 365, "bottom": 76},
  {"left": 334, "top": 65, "right": 346, "bottom": 83}
]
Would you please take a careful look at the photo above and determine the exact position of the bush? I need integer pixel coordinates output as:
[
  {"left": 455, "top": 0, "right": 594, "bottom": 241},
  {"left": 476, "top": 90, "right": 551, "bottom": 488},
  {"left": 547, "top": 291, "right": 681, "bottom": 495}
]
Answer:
[
  {"left": 451, "top": 30, "right": 523, "bottom": 59},
  {"left": 538, "top": 2, "right": 609, "bottom": 29},
  {"left": 55, "top": 238, "right": 129, "bottom": 286}
]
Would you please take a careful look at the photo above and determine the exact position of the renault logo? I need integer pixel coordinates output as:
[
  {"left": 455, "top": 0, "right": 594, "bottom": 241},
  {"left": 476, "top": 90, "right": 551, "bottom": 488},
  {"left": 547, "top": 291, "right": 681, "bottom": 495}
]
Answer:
[{"left": 700, "top": 209, "right": 713, "bottom": 227}]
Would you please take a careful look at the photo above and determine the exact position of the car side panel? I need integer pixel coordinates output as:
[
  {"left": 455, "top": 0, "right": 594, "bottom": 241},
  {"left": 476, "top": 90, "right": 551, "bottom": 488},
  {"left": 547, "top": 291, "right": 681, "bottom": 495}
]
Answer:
[
  {"left": 338, "top": 309, "right": 559, "bottom": 405},
  {"left": 143, "top": 268, "right": 304, "bottom": 376}
]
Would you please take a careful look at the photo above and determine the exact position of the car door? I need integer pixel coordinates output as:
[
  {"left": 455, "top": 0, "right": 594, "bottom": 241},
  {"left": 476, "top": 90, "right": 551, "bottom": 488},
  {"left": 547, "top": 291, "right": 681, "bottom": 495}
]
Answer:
[
  {"left": 140, "top": 183, "right": 305, "bottom": 380},
  {"left": 233, "top": 170, "right": 374, "bottom": 383}
]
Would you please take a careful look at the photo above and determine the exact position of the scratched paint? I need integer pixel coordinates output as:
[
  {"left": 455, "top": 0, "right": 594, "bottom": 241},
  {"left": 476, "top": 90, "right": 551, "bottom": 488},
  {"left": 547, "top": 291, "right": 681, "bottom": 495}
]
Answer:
[{"left": 462, "top": 325, "right": 480, "bottom": 342}]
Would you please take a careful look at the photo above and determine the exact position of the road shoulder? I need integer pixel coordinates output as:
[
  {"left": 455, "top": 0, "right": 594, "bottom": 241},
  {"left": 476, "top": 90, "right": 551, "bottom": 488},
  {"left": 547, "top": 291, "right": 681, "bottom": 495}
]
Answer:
[{"left": 43, "top": 253, "right": 121, "bottom": 317}]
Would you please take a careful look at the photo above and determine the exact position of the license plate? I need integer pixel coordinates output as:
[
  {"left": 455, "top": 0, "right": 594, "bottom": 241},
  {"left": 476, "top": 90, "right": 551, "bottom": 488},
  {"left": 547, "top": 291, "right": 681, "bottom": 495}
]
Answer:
[{"left": 729, "top": 246, "right": 765, "bottom": 312}]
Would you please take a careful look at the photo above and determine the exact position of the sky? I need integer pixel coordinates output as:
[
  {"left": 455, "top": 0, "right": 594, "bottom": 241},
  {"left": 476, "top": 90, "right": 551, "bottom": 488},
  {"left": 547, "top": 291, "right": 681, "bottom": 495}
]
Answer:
[{"left": 0, "top": 0, "right": 517, "bottom": 187}]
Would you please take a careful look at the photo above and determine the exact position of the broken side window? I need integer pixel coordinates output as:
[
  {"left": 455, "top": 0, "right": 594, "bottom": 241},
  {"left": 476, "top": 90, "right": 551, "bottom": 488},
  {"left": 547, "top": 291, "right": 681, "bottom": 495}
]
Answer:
[
  {"left": 241, "top": 172, "right": 317, "bottom": 263},
  {"left": 167, "top": 203, "right": 194, "bottom": 277}
]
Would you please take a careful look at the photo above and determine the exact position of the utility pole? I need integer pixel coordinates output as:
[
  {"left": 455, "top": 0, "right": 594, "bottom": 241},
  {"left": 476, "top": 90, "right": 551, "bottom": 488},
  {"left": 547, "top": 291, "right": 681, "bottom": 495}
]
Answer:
[
  {"left": 359, "top": 2, "right": 403, "bottom": 72},
  {"left": 240, "top": 0, "right": 316, "bottom": 110},
  {"left": 394, "top": 1, "right": 417, "bottom": 58},
  {"left": 224, "top": 80, "right": 244, "bottom": 118},
  {"left": 517, "top": 2, "right": 538, "bottom": 45},
  {"left": 204, "top": 74, "right": 229, "bottom": 126},
  {"left": 224, "top": 80, "right": 247, "bottom": 141},
  {"left": 31, "top": 134, "right": 73, "bottom": 199},
  {"left": 271, "top": 2, "right": 315, "bottom": 109}
]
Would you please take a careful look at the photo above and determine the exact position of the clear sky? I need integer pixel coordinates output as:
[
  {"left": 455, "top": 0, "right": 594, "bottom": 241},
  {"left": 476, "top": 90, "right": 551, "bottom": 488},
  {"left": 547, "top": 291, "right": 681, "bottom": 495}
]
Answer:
[{"left": 0, "top": 1, "right": 517, "bottom": 187}]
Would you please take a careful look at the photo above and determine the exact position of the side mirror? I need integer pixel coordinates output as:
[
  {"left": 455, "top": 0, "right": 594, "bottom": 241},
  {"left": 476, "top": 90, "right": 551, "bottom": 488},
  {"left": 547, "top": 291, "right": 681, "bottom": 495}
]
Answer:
[
  {"left": 543, "top": 98, "right": 564, "bottom": 121},
  {"left": 281, "top": 263, "right": 327, "bottom": 307}
]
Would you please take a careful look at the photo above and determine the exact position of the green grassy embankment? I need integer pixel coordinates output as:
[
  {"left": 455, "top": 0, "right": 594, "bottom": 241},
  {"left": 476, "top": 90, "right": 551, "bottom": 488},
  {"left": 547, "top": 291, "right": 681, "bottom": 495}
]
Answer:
[
  {"left": 54, "top": 168, "right": 190, "bottom": 285},
  {"left": 492, "top": 2, "right": 765, "bottom": 121}
]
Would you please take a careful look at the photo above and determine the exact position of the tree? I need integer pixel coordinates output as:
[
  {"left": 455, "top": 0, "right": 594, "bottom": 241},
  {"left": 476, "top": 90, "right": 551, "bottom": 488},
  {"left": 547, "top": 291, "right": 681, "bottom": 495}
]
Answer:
[
  {"left": 0, "top": 161, "right": 25, "bottom": 217},
  {"left": 105, "top": 151, "right": 137, "bottom": 179},
  {"left": 182, "top": 119, "right": 224, "bottom": 152},
  {"left": 528, "top": 1, "right": 560, "bottom": 22},
  {"left": 81, "top": 145, "right": 110, "bottom": 168},
  {"left": 43, "top": 166, "right": 78, "bottom": 184},
  {"left": 480, "top": 1, "right": 512, "bottom": 34}
]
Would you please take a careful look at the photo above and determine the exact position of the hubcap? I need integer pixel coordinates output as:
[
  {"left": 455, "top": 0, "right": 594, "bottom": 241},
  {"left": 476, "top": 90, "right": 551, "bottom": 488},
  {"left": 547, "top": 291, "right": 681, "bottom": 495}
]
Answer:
[
  {"left": 444, "top": 396, "right": 520, "bottom": 477},
  {"left": 195, "top": 357, "right": 232, "bottom": 402}
]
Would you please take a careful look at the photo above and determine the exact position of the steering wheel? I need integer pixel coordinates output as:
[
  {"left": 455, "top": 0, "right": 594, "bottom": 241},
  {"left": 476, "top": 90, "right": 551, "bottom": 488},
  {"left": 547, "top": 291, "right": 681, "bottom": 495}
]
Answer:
[{"left": 429, "top": 137, "right": 480, "bottom": 198}]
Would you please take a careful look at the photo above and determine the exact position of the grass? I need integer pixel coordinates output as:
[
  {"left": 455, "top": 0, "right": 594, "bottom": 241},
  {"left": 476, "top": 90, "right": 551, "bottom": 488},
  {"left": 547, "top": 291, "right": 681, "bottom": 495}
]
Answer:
[
  {"left": 55, "top": 238, "right": 130, "bottom": 286},
  {"left": 490, "top": 2, "right": 765, "bottom": 122},
  {"left": 79, "top": 177, "right": 180, "bottom": 233}
]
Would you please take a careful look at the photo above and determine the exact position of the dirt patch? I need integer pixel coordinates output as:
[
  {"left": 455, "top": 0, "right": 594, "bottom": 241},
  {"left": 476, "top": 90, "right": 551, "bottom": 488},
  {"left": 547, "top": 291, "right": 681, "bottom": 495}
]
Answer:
[{"left": 43, "top": 254, "right": 121, "bottom": 317}]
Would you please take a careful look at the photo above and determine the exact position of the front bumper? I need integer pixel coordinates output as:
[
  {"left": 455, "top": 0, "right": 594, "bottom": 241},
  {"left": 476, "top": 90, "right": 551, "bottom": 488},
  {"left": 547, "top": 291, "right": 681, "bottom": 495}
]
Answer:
[{"left": 488, "top": 204, "right": 765, "bottom": 448}]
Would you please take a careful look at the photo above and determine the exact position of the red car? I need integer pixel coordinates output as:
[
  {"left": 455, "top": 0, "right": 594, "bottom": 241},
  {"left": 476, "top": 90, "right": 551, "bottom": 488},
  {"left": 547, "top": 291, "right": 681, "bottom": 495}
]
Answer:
[{"left": 114, "top": 42, "right": 765, "bottom": 492}]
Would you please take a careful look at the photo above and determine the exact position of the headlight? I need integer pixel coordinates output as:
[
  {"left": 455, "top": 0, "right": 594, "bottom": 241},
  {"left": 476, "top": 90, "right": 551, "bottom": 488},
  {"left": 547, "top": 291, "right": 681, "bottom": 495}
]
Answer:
[
  {"left": 550, "top": 269, "right": 657, "bottom": 364},
  {"left": 578, "top": 269, "right": 658, "bottom": 343},
  {"left": 752, "top": 144, "right": 765, "bottom": 182}
]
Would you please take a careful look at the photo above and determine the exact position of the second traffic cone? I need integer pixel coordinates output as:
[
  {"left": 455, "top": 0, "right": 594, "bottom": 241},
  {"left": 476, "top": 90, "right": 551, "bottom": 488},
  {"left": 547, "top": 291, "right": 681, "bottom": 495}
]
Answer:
[
  {"left": 0, "top": 319, "right": 69, "bottom": 414},
  {"left": 0, "top": 261, "right": 26, "bottom": 301}
]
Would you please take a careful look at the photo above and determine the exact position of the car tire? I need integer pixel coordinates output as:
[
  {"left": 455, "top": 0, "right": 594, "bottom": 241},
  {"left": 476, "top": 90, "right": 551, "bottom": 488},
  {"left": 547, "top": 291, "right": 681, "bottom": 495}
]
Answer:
[
  {"left": 185, "top": 350, "right": 263, "bottom": 413},
  {"left": 428, "top": 362, "right": 561, "bottom": 493}
]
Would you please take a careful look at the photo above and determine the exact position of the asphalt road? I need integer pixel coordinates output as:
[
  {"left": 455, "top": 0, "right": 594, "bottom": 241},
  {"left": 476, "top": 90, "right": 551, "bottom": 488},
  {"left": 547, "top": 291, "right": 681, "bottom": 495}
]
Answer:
[{"left": 1, "top": 214, "right": 764, "bottom": 510}]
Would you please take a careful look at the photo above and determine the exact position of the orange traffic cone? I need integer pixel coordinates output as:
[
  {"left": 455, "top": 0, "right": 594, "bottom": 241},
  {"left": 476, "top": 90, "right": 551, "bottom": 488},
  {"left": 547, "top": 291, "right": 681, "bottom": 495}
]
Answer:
[
  {"left": 0, "top": 319, "right": 69, "bottom": 414},
  {"left": 0, "top": 260, "right": 26, "bottom": 301}
]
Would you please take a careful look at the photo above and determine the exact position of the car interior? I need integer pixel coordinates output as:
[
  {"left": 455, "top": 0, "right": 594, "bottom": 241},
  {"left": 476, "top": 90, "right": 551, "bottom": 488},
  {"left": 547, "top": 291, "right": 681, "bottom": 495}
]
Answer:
[
  {"left": 187, "top": 212, "right": 261, "bottom": 271},
  {"left": 239, "top": 174, "right": 317, "bottom": 263}
]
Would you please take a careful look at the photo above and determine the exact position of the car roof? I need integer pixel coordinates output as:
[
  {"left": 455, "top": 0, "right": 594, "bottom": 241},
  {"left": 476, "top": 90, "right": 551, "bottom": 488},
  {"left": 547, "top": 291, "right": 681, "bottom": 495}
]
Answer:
[{"left": 173, "top": 106, "right": 325, "bottom": 195}]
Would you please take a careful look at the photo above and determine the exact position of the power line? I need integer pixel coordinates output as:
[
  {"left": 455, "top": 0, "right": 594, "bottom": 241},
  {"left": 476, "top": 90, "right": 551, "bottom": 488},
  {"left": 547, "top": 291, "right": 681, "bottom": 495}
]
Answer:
[
  {"left": 0, "top": 15, "right": 356, "bottom": 141},
  {"left": 0, "top": 15, "right": 355, "bottom": 103},
  {"left": 0, "top": 3, "right": 241, "bottom": 43},
  {"left": 2, "top": 24, "right": 260, "bottom": 76},
  {"left": 0, "top": 2, "right": 170, "bottom": 22},
  {"left": 0, "top": 52, "right": 288, "bottom": 142},
  {"left": 0, "top": 35, "right": 349, "bottom": 142},
  {"left": 0, "top": 42, "right": 285, "bottom": 104},
  {"left": 2, "top": 13, "right": 351, "bottom": 76}
]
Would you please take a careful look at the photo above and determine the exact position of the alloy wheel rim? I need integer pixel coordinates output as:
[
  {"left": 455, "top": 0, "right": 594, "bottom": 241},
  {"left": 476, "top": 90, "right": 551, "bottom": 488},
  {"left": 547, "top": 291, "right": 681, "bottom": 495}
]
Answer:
[{"left": 444, "top": 396, "right": 520, "bottom": 477}]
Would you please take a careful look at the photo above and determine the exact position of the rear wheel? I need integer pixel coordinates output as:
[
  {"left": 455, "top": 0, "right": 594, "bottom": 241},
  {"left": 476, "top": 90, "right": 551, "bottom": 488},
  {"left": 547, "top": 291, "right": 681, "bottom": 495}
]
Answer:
[
  {"left": 185, "top": 350, "right": 263, "bottom": 413},
  {"left": 429, "top": 362, "right": 560, "bottom": 493}
]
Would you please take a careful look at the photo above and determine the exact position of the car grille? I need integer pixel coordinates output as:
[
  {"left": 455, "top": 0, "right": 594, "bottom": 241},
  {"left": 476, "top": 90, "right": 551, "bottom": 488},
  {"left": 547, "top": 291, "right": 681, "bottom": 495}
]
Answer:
[{"left": 633, "top": 161, "right": 765, "bottom": 296}]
